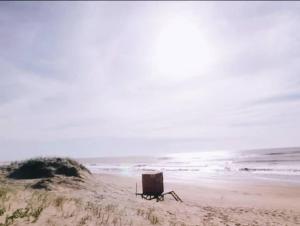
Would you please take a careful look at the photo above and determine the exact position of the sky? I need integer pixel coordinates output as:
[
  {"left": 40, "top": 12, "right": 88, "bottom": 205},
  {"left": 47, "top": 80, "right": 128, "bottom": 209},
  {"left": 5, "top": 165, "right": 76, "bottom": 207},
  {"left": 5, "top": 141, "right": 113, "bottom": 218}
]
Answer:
[{"left": 1, "top": 2, "right": 300, "bottom": 160}]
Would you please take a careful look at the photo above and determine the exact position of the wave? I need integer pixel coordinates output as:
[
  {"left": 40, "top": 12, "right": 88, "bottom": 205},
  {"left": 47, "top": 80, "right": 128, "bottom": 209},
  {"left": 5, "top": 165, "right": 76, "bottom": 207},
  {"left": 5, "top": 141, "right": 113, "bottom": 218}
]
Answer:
[{"left": 83, "top": 148, "right": 300, "bottom": 182}]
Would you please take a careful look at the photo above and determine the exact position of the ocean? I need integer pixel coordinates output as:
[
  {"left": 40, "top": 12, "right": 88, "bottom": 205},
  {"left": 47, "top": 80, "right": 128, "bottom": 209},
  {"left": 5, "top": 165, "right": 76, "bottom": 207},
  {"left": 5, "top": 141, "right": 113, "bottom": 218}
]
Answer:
[{"left": 82, "top": 147, "right": 300, "bottom": 184}]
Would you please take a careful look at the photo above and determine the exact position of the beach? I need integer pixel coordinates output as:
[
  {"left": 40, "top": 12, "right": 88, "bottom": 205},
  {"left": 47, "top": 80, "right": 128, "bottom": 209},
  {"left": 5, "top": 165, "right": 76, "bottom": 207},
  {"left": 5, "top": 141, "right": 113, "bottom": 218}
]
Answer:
[
  {"left": 2, "top": 1, "right": 300, "bottom": 225},
  {"left": 95, "top": 173, "right": 300, "bottom": 225},
  {"left": 1, "top": 162, "right": 300, "bottom": 226},
  {"left": 1, "top": 148, "right": 300, "bottom": 225}
]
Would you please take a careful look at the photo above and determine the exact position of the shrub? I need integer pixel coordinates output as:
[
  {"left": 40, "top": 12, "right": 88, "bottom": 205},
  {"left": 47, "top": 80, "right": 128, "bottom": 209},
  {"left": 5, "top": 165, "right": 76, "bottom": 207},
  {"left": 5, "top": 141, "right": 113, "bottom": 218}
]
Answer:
[{"left": 7, "top": 157, "right": 90, "bottom": 179}]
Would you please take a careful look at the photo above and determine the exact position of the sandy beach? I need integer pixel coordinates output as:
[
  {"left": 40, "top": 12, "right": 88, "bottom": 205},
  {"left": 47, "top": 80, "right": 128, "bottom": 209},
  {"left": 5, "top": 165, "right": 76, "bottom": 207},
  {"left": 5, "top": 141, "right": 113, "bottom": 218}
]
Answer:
[
  {"left": 1, "top": 166, "right": 299, "bottom": 226},
  {"left": 96, "top": 174, "right": 300, "bottom": 225}
]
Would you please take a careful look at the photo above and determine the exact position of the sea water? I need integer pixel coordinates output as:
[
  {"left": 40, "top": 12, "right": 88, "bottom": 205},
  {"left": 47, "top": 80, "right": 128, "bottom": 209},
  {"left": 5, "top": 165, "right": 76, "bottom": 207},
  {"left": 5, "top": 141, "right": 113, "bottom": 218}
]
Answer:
[{"left": 82, "top": 147, "right": 300, "bottom": 184}]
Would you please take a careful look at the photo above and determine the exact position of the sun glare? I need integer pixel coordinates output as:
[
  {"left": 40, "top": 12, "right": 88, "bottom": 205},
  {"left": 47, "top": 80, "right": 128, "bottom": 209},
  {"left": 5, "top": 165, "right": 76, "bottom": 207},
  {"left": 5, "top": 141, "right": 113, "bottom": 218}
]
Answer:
[{"left": 152, "top": 14, "right": 214, "bottom": 81}]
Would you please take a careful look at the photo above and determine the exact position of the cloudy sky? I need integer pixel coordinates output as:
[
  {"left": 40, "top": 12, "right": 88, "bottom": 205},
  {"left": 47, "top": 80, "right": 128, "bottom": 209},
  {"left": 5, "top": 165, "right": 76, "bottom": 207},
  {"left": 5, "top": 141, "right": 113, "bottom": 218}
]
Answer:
[{"left": 1, "top": 2, "right": 300, "bottom": 160}]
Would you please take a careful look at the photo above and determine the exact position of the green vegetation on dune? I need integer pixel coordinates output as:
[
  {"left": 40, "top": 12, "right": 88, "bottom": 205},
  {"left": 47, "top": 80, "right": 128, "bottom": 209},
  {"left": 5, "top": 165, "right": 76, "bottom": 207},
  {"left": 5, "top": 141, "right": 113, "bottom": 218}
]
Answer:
[{"left": 6, "top": 157, "right": 90, "bottom": 179}]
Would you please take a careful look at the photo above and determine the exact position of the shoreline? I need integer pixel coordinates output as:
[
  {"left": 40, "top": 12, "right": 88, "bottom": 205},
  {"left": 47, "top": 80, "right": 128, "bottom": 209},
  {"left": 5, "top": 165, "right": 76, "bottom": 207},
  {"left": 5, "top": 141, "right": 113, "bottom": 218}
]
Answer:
[{"left": 88, "top": 169, "right": 300, "bottom": 186}]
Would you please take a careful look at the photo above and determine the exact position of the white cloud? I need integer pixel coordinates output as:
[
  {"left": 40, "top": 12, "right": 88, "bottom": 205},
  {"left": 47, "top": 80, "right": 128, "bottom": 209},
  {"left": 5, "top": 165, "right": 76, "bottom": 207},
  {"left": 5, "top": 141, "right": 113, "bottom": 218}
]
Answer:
[{"left": 0, "top": 2, "right": 300, "bottom": 160}]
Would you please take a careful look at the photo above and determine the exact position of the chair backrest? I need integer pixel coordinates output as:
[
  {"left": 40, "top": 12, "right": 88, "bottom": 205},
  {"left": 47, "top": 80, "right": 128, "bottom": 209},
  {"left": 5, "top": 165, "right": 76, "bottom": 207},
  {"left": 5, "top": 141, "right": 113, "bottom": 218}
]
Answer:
[{"left": 142, "top": 172, "right": 164, "bottom": 195}]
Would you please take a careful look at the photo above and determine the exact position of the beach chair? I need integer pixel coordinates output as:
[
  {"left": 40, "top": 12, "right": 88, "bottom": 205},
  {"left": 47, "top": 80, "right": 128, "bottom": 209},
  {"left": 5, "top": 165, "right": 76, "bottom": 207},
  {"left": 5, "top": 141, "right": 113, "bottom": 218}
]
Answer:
[{"left": 135, "top": 172, "right": 182, "bottom": 202}]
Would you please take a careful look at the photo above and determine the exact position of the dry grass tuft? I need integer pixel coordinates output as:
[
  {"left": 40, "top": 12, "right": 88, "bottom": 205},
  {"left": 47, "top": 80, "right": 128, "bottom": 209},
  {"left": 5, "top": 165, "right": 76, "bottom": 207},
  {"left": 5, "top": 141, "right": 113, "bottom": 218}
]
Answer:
[
  {"left": 0, "top": 187, "right": 10, "bottom": 203},
  {"left": 53, "top": 196, "right": 66, "bottom": 210},
  {"left": 0, "top": 206, "right": 44, "bottom": 226},
  {"left": 137, "top": 207, "right": 160, "bottom": 225}
]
